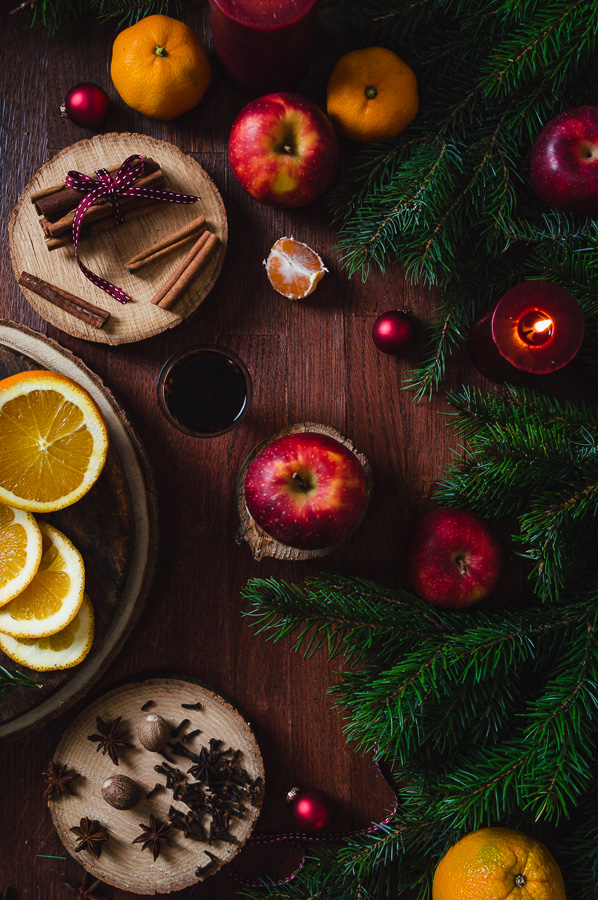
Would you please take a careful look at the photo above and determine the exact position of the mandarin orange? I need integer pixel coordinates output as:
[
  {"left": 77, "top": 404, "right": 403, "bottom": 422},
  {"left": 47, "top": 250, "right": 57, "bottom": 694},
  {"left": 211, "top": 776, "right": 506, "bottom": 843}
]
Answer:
[
  {"left": 110, "top": 15, "right": 211, "bottom": 120},
  {"left": 433, "top": 827, "right": 566, "bottom": 900},
  {"left": 327, "top": 46, "right": 418, "bottom": 143},
  {"left": 265, "top": 237, "right": 327, "bottom": 300}
]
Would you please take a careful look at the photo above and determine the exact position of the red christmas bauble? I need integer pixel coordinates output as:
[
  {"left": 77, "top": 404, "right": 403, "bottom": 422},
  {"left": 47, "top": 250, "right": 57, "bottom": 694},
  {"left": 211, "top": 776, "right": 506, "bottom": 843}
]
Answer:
[
  {"left": 287, "top": 787, "right": 334, "bottom": 831},
  {"left": 372, "top": 310, "right": 414, "bottom": 355},
  {"left": 60, "top": 83, "right": 110, "bottom": 129}
]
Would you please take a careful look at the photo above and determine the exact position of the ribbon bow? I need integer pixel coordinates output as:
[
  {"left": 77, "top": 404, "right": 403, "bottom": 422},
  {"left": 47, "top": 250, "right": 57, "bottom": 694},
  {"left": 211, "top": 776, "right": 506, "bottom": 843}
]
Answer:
[{"left": 65, "top": 154, "right": 200, "bottom": 304}]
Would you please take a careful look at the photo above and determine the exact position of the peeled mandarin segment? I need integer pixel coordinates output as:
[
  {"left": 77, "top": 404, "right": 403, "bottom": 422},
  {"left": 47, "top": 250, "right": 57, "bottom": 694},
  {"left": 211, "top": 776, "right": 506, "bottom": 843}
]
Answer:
[
  {"left": 0, "top": 594, "right": 94, "bottom": 672},
  {"left": 0, "top": 503, "right": 43, "bottom": 607},
  {"left": 0, "top": 371, "right": 108, "bottom": 513},
  {"left": 265, "top": 237, "right": 328, "bottom": 300},
  {"left": 0, "top": 522, "right": 85, "bottom": 639}
]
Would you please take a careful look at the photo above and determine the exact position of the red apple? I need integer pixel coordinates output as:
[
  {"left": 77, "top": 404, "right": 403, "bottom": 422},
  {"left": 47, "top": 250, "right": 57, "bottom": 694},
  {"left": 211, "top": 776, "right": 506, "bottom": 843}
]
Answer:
[
  {"left": 244, "top": 432, "right": 367, "bottom": 550},
  {"left": 530, "top": 106, "right": 598, "bottom": 215},
  {"left": 228, "top": 92, "right": 340, "bottom": 207},
  {"left": 407, "top": 508, "right": 502, "bottom": 608}
]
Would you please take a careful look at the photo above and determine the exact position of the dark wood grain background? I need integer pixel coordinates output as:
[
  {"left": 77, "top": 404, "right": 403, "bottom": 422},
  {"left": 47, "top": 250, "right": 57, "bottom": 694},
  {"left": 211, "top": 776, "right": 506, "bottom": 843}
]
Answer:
[{"left": 1, "top": 2, "right": 581, "bottom": 897}]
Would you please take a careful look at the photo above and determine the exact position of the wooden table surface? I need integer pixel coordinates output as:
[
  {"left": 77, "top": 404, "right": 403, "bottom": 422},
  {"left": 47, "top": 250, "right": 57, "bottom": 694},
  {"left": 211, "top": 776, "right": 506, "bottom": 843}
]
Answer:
[{"left": 1, "top": 4, "right": 481, "bottom": 897}]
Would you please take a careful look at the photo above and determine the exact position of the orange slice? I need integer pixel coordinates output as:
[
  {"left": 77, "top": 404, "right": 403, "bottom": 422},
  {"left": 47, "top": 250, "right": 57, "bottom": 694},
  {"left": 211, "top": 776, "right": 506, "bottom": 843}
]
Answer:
[
  {"left": 265, "top": 237, "right": 328, "bottom": 300},
  {"left": 0, "top": 593, "right": 94, "bottom": 671},
  {"left": 0, "top": 503, "right": 43, "bottom": 607},
  {"left": 0, "top": 522, "right": 85, "bottom": 638},
  {"left": 0, "top": 369, "right": 109, "bottom": 513}
]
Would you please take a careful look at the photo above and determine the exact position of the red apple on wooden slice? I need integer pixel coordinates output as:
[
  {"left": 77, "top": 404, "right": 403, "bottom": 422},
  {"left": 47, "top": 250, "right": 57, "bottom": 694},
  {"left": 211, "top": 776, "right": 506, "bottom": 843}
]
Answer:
[
  {"left": 244, "top": 433, "right": 367, "bottom": 550},
  {"left": 408, "top": 508, "right": 502, "bottom": 608},
  {"left": 228, "top": 92, "right": 340, "bottom": 207},
  {"left": 530, "top": 106, "right": 598, "bottom": 215}
]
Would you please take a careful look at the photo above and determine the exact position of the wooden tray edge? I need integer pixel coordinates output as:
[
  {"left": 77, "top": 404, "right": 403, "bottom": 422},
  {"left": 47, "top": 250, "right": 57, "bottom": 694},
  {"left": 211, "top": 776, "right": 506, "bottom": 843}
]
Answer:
[{"left": 0, "top": 321, "right": 159, "bottom": 739}]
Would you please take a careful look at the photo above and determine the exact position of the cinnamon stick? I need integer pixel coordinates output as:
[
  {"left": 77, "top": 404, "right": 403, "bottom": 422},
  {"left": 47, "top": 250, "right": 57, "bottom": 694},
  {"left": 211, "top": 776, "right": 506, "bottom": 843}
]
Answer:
[
  {"left": 150, "top": 230, "right": 211, "bottom": 306},
  {"left": 18, "top": 272, "right": 110, "bottom": 329},
  {"left": 155, "top": 232, "right": 219, "bottom": 310},
  {"left": 124, "top": 215, "right": 207, "bottom": 271},
  {"left": 32, "top": 159, "right": 160, "bottom": 220},
  {"left": 45, "top": 201, "right": 166, "bottom": 250},
  {"left": 41, "top": 169, "right": 166, "bottom": 238}
]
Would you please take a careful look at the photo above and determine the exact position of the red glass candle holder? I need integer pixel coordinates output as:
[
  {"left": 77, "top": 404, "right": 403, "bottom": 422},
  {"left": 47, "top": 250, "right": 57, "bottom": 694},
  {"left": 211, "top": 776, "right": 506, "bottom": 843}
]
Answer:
[
  {"left": 209, "top": 0, "right": 318, "bottom": 96},
  {"left": 467, "top": 281, "right": 584, "bottom": 383}
]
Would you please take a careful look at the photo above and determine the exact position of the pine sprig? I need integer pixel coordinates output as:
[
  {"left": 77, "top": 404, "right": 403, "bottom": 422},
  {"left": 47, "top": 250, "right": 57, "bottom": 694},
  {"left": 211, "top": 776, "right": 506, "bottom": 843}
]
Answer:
[
  {"left": 243, "top": 571, "right": 598, "bottom": 898},
  {"left": 14, "top": 0, "right": 181, "bottom": 31},
  {"left": 329, "top": 0, "right": 598, "bottom": 394},
  {"left": 435, "top": 385, "right": 598, "bottom": 599},
  {"left": 0, "top": 665, "right": 38, "bottom": 697}
]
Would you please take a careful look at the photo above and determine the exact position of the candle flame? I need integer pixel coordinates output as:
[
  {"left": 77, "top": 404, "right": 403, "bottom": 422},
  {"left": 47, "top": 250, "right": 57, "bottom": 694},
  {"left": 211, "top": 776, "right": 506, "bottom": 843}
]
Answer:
[{"left": 533, "top": 317, "right": 553, "bottom": 334}]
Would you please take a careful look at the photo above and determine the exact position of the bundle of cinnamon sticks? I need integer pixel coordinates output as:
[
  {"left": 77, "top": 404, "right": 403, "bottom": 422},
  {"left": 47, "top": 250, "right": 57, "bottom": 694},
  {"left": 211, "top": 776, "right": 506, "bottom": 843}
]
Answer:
[
  {"left": 26, "top": 157, "right": 220, "bottom": 320},
  {"left": 124, "top": 216, "right": 219, "bottom": 311},
  {"left": 30, "top": 158, "right": 166, "bottom": 250}
]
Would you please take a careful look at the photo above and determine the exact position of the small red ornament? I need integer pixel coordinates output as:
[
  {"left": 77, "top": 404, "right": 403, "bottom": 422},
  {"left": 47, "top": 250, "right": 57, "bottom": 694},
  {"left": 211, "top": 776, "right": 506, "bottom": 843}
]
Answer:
[
  {"left": 60, "top": 83, "right": 110, "bottom": 129},
  {"left": 286, "top": 787, "right": 334, "bottom": 831},
  {"left": 372, "top": 310, "right": 414, "bottom": 355}
]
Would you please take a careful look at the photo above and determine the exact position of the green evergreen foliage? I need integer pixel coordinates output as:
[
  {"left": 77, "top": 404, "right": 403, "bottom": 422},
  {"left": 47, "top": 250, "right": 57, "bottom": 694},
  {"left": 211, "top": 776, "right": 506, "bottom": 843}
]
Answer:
[
  {"left": 328, "top": 0, "right": 598, "bottom": 395},
  {"left": 240, "top": 387, "right": 598, "bottom": 898},
  {"left": 435, "top": 385, "right": 598, "bottom": 601},
  {"left": 242, "top": 573, "right": 598, "bottom": 898},
  {"left": 0, "top": 665, "right": 38, "bottom": 697},
  {"left": 13, "top": 0, "right": 179, "bottom": 32}
]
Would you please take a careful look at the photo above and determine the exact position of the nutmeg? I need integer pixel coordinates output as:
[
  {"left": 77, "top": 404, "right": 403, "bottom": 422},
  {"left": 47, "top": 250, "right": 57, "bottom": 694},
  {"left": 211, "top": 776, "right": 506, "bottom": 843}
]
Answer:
[
  {"left": 101, "top": 774, "right": 139, "bottom": 810},
  {"left": 138, "top": 714, "right": 170, "bottom": 752}
]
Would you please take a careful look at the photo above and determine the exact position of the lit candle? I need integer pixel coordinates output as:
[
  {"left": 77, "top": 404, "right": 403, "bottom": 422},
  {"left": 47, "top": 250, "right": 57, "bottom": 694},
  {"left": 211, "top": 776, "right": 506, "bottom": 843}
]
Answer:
[
  {"left": 467, "top": 281, "right": 584, "bottom": 383},
  {"left": 209, "top": 0, "right": 318, "bottom": 96}
]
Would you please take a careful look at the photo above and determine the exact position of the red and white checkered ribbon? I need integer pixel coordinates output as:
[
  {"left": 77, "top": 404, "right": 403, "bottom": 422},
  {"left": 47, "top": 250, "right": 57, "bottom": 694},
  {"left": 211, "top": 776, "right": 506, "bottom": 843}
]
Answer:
[{"left": 65, "top": 154, "right": 200, "bottom": 304}]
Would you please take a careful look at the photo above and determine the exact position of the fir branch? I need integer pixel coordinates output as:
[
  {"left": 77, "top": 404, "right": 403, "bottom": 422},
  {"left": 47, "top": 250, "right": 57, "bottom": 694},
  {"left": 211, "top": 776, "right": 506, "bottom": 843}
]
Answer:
[
  {"left": 435, "top": 385, "right": 598, "bottom": 599},
  {"left": 15, "top": 0, "right": 181, "bottom": 31},
  {"left": 244, "top": 569, "right": 598, "bottom": 897},
  {"left": 329, "top": 0, "right": 598, "bottom": 394},
  {"left": 0, "top": 665, "right": 38, "bottom": 698}
]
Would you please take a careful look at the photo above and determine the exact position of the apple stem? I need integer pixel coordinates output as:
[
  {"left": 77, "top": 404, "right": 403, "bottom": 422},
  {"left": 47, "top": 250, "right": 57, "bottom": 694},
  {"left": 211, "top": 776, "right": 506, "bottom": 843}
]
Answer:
[
  {"left": 283, "top": 144, "right": 293, "bottom": 155},
  {"left": 292, "top": 471, "right": 309, "bottom": 492},
  {"left": 456, "top": 556, "right": 468, "bottom": 575}
]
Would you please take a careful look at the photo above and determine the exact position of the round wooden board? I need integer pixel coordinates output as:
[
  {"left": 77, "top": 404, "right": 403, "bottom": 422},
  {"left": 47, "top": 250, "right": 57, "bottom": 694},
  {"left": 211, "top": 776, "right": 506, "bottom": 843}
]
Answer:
[
  {"left": 8, "top": 133, "right": 227, "bottom": 345},
  {"left": 236, "top": 422, "right": 373, "bottom": 561},
  {"left": 0, "top": 321, "right": 158, "bottom": 738},
  {"left": 50, "top": 677, "right": 265, "bottom": 894}
]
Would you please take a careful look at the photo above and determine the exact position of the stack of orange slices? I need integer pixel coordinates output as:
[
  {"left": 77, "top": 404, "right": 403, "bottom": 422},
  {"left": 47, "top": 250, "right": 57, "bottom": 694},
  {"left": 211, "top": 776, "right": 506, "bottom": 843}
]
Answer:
[{"left": 0, "top": 370, "right": 109, "bottom": 672}]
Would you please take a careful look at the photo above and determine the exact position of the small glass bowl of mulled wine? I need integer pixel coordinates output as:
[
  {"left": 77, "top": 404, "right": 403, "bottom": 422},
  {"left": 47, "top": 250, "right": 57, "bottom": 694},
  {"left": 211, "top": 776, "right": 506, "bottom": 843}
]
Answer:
[{"left": 157, "top": 344, "right": 252, "bottom": 437}]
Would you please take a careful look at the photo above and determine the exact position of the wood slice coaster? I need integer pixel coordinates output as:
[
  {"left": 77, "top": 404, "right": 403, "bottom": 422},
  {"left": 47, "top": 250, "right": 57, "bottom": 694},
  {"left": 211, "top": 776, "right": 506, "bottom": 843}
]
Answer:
[
  {"left": 236, "top": 422, "right": 373, "bottom": 561},
  {"left": 50, "top": 677, "right": 265, "bottom": 894},
  {"left": 8, "top": 132, "right": 227, "bottom": 345},
  {"left": 0, "top": 321, "right": 158, "bottom": 738}
]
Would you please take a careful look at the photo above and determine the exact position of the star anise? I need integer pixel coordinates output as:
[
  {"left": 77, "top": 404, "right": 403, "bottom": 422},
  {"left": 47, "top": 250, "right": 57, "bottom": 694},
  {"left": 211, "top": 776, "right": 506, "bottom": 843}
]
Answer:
[
  {"left": 64, "top": 873, "right": 107, "bottom": 898},
  {"left": 70, "top": 817, "right": 109, "bottom": 859},
  {"left": 43, "top": 759, "right": 80, "bottom": 800},
  {"left": 87, "top": 715, "right": 133, "bottom": 766},
  {"left": 132, "top": 814, "right": 174, "bottom": 861}
]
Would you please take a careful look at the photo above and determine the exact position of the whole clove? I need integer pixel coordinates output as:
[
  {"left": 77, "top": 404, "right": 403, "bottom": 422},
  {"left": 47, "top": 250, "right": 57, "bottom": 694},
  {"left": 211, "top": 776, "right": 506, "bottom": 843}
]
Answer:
[
  {"left": 195, "top": 850, "right": 219, "bottom": 878},
  {"left": 170, "top": 718, "right": 189, "bottom": 739},
  {"left": 145, "top": 783, "right": 163, "bottom": 800}
]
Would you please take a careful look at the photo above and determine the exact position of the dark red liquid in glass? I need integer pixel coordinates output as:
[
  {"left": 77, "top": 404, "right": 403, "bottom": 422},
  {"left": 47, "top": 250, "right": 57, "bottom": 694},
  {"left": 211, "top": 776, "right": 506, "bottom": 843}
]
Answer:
[{"left": 163, "top": 350, "right": 248, "bottom": 435}]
